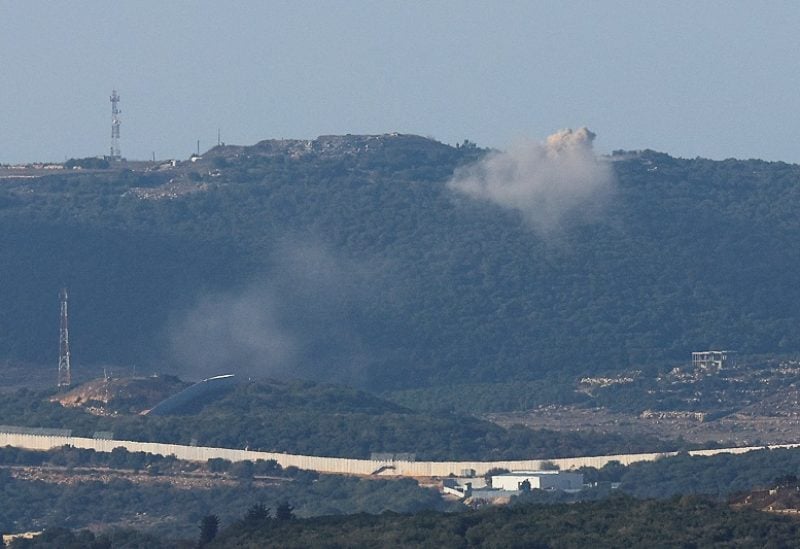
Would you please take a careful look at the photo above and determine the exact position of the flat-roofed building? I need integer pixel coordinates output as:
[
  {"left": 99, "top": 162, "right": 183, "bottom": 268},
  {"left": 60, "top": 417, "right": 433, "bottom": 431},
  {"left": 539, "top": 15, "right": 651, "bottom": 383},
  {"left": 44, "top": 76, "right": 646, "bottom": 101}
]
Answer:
[
  {"left": 692, "top": 350, "right": 736, "bottom": 372},
  {"left": 491, "top": 470, "right": 584, "bottom": 491}
]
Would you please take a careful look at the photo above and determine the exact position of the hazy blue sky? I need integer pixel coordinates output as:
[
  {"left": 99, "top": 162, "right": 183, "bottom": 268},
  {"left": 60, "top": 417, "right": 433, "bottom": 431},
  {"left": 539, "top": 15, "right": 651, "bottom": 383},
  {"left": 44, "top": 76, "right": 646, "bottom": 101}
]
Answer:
[{"left": 2, "top": 1, "right": 799, "bottom": 163}]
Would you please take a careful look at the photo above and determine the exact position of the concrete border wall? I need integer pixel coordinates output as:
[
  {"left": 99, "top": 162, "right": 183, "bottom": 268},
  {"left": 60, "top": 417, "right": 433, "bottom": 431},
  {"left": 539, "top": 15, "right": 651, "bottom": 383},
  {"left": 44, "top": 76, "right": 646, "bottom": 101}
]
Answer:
[{"left": 1, "top": 431, "right": 798, "bottom": 477}]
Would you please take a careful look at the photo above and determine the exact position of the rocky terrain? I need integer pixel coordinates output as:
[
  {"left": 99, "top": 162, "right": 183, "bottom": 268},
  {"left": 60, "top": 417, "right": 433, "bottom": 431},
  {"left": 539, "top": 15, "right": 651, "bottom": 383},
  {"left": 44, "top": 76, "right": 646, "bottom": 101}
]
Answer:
[
  {"left": 487, "top": 357, "right": 800, "bottom": 447},
  {"left": 51, "top": 374, "right": 188, "bottom": 415}
]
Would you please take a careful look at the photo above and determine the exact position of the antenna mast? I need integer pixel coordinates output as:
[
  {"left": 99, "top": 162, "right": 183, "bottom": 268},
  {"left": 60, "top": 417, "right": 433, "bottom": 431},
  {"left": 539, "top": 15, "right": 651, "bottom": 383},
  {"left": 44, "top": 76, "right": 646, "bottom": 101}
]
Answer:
[
  {"left": 110, "top": 90, "right": 121, "bottom": 161},
  {"left": 58, "top": 288, "right": 72, "bottom": 389}
]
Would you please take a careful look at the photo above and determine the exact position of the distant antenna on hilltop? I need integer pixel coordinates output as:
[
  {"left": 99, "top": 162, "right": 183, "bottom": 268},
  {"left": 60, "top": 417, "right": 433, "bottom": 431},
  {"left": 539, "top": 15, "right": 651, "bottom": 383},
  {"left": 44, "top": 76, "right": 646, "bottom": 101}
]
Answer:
[
  {"left": 57, "top": 288, "right": 72, "bottom": 389},
  {"left": 109, "top": 90, "right": 121, "bottom": 161}
]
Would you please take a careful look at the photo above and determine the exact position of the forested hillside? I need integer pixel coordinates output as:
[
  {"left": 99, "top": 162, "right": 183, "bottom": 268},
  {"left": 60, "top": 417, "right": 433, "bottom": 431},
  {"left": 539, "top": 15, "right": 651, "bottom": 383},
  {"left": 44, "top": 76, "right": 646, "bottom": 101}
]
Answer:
[
  {"left": 0, "top": 381, "right": 681, "bottom": 460},
  {"left": 0, "top": 445, "right": 452, "bottom": 539},
  {"left": 2, "top": 134, "right": 799, "bottom": 390},
  {"left": 207, "top": 495, "right": 800, "bottom": 548},
  {"left": 15, "top": 495, "right": 800, "bottom": 548}
]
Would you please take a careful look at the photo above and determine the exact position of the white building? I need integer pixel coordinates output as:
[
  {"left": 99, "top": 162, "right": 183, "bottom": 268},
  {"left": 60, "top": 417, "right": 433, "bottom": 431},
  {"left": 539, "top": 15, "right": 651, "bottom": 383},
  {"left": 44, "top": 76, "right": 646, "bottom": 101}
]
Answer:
[
  {"left": 692, "top": 350, "right": 736, "bottom": 372},
  {"left": 491, "top": 470, "right": 584, "bottom": 491},
  {"left": 441, "top": 476, "right": 488, "bottom": 498}
]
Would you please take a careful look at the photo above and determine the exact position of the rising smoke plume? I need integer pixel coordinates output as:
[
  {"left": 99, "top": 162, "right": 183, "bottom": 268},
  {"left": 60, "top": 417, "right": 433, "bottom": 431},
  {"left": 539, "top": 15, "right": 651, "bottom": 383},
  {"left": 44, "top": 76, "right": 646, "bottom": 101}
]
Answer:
[
  {"left": 168, "top": 239, "right": 384, "bottom": 384},
  {"left": 169, "top": 284, "right": 298, "bottom": 381},
  {"left": 448, "top": 128, "right": 615, "bottom": 233}
]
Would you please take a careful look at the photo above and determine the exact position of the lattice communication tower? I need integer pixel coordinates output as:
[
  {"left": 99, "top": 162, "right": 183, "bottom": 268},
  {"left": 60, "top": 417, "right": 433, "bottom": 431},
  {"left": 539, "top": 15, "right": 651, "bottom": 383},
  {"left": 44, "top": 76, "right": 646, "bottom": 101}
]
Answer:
[
  {"left": 110, "top": 90, "right": 121, "bottom": 160},
  {"left": 57, "top": 288, "right": 72, "bottom": 389}
]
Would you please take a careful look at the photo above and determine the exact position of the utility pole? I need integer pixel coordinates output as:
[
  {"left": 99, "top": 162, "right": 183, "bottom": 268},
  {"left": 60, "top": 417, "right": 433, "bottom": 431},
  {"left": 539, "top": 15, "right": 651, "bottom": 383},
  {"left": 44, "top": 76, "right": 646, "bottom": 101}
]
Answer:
[{"left": 57, "top": 288, "right": 72, "bottom": 389}]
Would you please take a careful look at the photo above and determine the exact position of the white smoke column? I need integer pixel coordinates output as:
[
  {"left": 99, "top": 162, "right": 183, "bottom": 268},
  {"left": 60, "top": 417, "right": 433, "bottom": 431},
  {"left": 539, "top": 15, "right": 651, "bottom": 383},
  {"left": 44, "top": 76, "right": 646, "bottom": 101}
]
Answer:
[{"left": 448, "top": 128, "right": 615, "bottom": 233}]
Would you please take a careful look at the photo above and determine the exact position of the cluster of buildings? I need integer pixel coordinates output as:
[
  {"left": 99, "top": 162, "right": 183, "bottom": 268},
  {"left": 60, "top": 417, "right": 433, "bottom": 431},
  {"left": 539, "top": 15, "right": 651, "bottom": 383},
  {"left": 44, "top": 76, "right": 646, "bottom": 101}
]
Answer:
[{"left": 442, "top": 470, "right": 584, "bottom": 505}]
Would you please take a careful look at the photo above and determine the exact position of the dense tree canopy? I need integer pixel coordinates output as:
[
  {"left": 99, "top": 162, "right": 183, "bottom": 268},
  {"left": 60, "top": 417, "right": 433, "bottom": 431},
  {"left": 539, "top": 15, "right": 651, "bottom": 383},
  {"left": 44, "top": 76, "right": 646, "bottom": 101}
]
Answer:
[
  {"left": 2, "top": 136, "right": 800, "bottom": 391},
  {"left": 207, "top": 494, "right": 800, "bottom": 548},
  {"left": 0, "top": 381, "right": 687, "bottom": 460}
]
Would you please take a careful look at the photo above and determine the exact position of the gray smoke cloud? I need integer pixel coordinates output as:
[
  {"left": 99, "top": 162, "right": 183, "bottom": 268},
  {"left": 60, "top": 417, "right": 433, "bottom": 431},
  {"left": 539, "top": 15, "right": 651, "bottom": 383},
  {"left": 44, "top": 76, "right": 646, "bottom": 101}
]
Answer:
[
  {"left": 169, "top": 285, "right": 297, "bottom": 381},
  {"left": 448, "top": 128, "right": 615, "bottom": 233},
  {"left": 168, "top": 239, "right": 382, "bottom": 384}
]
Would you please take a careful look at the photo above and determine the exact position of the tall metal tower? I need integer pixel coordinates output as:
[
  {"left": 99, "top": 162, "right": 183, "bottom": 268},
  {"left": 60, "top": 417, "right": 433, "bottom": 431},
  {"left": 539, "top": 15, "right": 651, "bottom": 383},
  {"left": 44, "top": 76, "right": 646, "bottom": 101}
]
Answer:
[
  {"left": 110, "top": 90, "right": 121, "bottom": 160},
  {"left": 57, "top": 288, "right": 72, "bottom": 389}
]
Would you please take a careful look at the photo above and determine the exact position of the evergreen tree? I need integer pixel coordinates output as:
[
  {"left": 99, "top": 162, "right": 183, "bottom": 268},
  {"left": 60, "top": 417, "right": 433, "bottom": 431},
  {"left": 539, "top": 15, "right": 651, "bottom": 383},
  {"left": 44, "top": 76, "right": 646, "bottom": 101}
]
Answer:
[
  {"left": 275, "top": 501, "right": 295, "bottom": 521},
  {"left": 245, "top": 502, "right": 270, "bottom": 522},
  {"left": 199, "top": 514, "right": 219, "bottom": 545}
]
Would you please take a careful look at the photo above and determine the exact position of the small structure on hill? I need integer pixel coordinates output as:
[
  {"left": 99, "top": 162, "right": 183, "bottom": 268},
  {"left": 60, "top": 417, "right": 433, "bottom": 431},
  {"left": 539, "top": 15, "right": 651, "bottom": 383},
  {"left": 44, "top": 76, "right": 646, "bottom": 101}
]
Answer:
[{"left": 692, "top": 350, "right": 736, "bottom": 373}]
